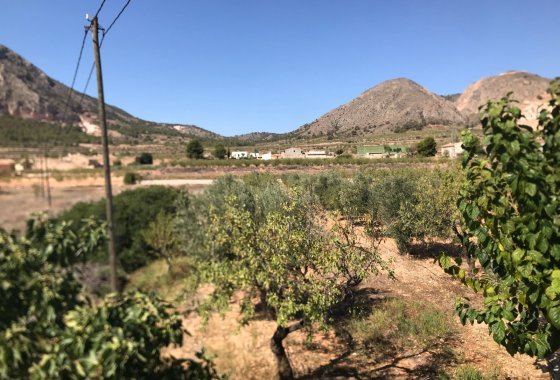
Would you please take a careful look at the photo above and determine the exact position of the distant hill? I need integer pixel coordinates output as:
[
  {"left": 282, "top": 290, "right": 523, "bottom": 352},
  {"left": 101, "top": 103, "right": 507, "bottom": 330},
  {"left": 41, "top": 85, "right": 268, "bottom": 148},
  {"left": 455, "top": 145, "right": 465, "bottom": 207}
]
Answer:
[
  {"left": 455, "top": 71, "right": 552, "bottom": 126},
  {"left": 1, "top": 44, "right": 555, "bottom": 143},
  {"left": 296, "top": 78, "right": 467, "bottom": 138},
  {"left": 0, "top": 44, "right": 219, "bottom": 139},
  {"left": 230, "top": 131, "right": 284, "bottom": 143}
]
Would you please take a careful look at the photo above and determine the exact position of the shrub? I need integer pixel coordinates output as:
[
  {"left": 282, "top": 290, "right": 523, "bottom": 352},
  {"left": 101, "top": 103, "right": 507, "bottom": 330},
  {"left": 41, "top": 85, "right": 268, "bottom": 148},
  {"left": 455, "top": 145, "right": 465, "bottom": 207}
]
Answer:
[
  {"left": 58, "top": 186, "right": 182, "bottom": 273},
  {"left": 416, "top": 136, "right": 437, "bottom": 156},
  {"left": 186, "top": 139, "right": 204, "bottom": 159},
  {"left": 123, "top": 171, "right": 139, "bottom": 185},
  {"left": 346, "top": 298, "right": 453, "bottom": 351},
  {"left": 214, "top": 143, "right": 227, "bottom": 159},
  {"left": 135, "top": 152, "right": 153, "bottom": 165},
  {"left": 0, "top": 216, "right": 221, "bottom": 379}
]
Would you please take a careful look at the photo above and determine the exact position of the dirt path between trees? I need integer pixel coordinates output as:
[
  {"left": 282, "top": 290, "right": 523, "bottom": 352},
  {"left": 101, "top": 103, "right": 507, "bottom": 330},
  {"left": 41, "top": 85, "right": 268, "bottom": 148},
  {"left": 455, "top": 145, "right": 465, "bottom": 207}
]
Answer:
[{"left": 171, "top": 236, "right": 549, "bottom": 379}]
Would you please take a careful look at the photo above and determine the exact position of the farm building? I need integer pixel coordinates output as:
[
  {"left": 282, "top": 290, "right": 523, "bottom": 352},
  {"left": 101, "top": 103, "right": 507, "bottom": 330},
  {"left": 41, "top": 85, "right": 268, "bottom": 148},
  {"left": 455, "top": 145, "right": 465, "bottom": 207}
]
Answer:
[
  {"left": 282, "top": 147, "right": 305, "bottom": 159},
  {"left": 357, "top": 145, "right": 408, "bottom": 158},
  {"left": 231, "top": 151, "right": 249, "bottom": 159},
  {"left": 441, "top": 142, "right": 463, "bottom": 158},
  {"left": 260, "top": 152, "right": 273, "bottom": 160},
  {"left": 0, "top": 159, "right": 15, "bottom": 174},
  {"left": 306, "top": 150, "right": 330, "bottom": 159}
]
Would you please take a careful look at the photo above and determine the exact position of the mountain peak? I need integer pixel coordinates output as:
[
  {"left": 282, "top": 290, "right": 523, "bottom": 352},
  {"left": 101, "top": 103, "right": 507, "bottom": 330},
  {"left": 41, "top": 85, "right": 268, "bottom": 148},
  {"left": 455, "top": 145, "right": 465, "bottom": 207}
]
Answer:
[
  {"left": 297, "top": 78, "right": 466, "bottom": 137},
  {"left": 455, "top": 71, "right": 552, "bottom": 124}
]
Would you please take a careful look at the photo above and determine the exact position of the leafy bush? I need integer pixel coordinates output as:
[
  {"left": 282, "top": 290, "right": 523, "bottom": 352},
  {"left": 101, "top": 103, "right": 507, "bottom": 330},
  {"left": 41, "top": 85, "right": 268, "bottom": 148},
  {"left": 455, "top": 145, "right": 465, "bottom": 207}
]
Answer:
[
  {"left": 135, "top": 152, "right": 153, "bottom": 165},
  {"left": 32, "top": 292, "right": 221, "bottom": 379},
  {"left": 416, "top": 136, "right": 437, "bottom": 156},
  {"left": 347, "top": 298, "right": 453, "bottom": 349},
  {"left": 0, "top": 216, "right": 221, "bottom": 379},
  {"left": 440, "top": 80, "right": 560, "bottom": 359},
  {"left": 186, "top": 139, "right": 204, "bottom": 159},
  {"left": 58, "top": 186, "right": 182, "bottom": 273},
  {"left": 214, "top": 143, "right": 227, "bottom": 159},
  {"left": 123, "top": 171, "right": 139, "bottom": 185}
]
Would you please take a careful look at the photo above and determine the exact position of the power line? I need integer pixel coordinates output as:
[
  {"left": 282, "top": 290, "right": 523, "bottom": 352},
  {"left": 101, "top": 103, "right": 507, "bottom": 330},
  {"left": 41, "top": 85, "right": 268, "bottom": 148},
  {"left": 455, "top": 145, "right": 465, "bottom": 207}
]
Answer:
[
  {"left": 61, "top": 0, "right": 134, "bottom": 141},
  {"left": 72, "top": 0, "right": 133, "bottom": 118},
  {"left": 93, "top": 0, "right": 108, "bottom": 19},
  {"left": 45, "top": 0, "right": 133, "bottom": 148},
  {"left": 104, "top": 0, "right": 132, "bottom": 37}
]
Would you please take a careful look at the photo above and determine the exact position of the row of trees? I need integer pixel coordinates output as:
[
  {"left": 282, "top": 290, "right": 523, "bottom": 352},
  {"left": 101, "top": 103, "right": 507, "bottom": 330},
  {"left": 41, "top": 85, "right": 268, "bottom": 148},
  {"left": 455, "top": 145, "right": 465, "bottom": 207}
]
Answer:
[
  {"left": 186, "top": 139, "right": 227, "bottom": 160},
  {"left": 172, "top": 175, "right": 391, "bottom": 379},
  {"left": 3, "top": 80, "right": 558, "bottom": 378}
]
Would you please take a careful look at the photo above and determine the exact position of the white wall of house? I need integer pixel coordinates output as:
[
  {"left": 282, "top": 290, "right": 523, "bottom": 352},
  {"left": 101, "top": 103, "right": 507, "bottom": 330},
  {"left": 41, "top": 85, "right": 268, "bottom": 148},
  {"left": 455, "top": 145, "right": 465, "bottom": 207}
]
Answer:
[
  {"left": 249, "top": 152, "right": 260, "bottom": 159},
  {"left": 441, "top": 142, "right": 463, "bottom": 158},
  {"left": 306, "top": 150, "right": 329, "bottom": 159},
  {"left": 231, "top": 151, "right": 249, "bottom": 159},
  {"left": 261, "top": 152, "right": 272, "bottom": 160}
]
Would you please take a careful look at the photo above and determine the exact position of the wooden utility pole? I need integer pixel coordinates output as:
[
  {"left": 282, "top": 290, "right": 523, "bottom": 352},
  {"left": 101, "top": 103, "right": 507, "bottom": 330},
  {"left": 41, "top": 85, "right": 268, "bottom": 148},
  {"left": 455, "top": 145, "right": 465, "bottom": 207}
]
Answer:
[{"left": 91, "top": 17, "right": 118, "bottom": 293}]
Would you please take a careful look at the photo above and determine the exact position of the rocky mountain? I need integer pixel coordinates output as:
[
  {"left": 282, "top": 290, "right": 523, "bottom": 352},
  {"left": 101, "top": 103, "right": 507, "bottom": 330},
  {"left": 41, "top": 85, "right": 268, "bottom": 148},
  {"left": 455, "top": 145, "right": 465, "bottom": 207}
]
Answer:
[
  {"left": 296, "top": 78, "right": 467, "bottom": 138},
  {"left": 455, "top": 71, "right": 552, "bottom": 127},
  {"left": 0, "top": 44, "right": 218, "bottom": 139}
]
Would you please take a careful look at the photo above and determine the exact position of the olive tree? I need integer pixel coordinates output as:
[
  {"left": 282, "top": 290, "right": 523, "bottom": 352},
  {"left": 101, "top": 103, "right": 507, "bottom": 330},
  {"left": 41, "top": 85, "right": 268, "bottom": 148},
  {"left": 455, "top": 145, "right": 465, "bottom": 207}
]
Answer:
[{"left": 439, "top": 81, "right": 560, "bottom": 362}]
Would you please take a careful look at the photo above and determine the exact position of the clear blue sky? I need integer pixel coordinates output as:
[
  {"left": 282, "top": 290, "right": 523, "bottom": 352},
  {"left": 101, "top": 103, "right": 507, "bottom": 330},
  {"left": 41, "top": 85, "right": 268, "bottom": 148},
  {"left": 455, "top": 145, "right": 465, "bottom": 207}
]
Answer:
[{"left": 1, "top": 1, "right": 558, "bottom": 136}]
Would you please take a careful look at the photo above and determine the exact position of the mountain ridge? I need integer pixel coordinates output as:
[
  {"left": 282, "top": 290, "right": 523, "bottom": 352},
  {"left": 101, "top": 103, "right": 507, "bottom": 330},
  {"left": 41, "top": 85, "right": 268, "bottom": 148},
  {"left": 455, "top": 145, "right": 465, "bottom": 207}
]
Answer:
[
  {"left": 0, "top": 44, "right": 555, "bottom": 142},
  {"left": 0, "top": 44, "right": 219, "bottom": 139}
]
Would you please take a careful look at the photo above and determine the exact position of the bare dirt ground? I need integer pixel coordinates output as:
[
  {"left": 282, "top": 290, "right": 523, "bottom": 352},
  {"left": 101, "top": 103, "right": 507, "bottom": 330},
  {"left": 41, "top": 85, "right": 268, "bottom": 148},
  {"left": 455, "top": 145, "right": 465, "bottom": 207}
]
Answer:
[{"left": 168, "top": 238, "right": 549, "bottom": 380}]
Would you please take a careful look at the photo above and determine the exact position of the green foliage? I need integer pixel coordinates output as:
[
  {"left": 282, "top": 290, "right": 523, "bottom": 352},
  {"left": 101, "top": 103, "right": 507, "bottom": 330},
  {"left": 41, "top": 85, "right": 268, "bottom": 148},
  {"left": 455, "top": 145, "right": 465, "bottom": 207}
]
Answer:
[
  {"left": 396, "top": 167, "right": 462, "bottom": 247},
  {"left": 453, "top": 366, "right": 496, "bottom": 380},
  {"left": 347, "top": 298, "right": 453, "bottom": 349},
  {"left": 143, "top": 212, "right": 178, "bottom": 272},
  {"left": 32, "top": 292, "right": 222, "bottom": 380},
  {"left": 303, "top": 172, "right": 345, "bottom": 211},
  {"left": 58, "top": 186, "right": 181, "bottom": 273},
  {"left": 0, "top": 216, "right": 222, "bottom": 379},
  {"left": 213, "top": 143, "right": 227, "bottom": 159},
  {"left": 0, "top": 114, "right": 98, "bottom": 148},
  {"left": 370, "top": 171, "right": 420, "bottom": 251},
  {"left": 0, "top": 215, "right": 105, "bottom": 379},
  {"left": 186, "top": 139, "right": 204, "bottom": 159},
  {"left": 416, "top": 136, "right": 437, "bottom": 156},
  {"left": 123, "top": 171, "right": 139, "bottom": 185},
  {"left": 439, "top": 80, "right": 560, "bottom": 358},
  {"left": 135, "top": 152, "right": 153, "bottom": 165},
  {"left": 283, "top": 168, "right": 462, "bottom": 253},
  {"left": 177, "top": 176, "right": 390, "bottom": 377}
]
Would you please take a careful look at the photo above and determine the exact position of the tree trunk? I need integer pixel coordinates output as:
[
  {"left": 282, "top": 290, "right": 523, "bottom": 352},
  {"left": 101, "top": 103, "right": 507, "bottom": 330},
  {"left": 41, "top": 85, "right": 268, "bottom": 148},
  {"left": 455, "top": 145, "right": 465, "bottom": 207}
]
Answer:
[
  {"left": 547, "top": 350, "right": 560, "bottom": 380},
  {"left": 270, "top": 321, "right": 303, "bottom": 380}
]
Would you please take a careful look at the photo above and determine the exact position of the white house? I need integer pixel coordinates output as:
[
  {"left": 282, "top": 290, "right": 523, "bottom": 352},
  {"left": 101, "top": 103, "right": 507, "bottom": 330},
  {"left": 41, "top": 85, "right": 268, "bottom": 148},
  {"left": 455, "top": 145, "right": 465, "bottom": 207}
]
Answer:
[
  {"left": 249, "top": 152, "right": 260, "bottom": 159},
  {"left": 231, "top": 151, "right": 249, "bottom": 159},
  {"left": 260, "top": 152, "right": 273, "bottom": 160},
  {"left": 306, "top": 150, "right": 330, "bottom": 159},
  {"left": 441, "top": 142, "right": 463, "bottom": 158}
]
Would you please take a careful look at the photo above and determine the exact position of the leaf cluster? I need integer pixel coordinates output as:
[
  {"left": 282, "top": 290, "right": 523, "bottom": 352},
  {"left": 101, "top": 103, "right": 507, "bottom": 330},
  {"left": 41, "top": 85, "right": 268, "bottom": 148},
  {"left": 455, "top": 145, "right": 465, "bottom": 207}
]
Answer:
[{"left": 440, "top": 80, "right": 560, "bottom": 358}]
